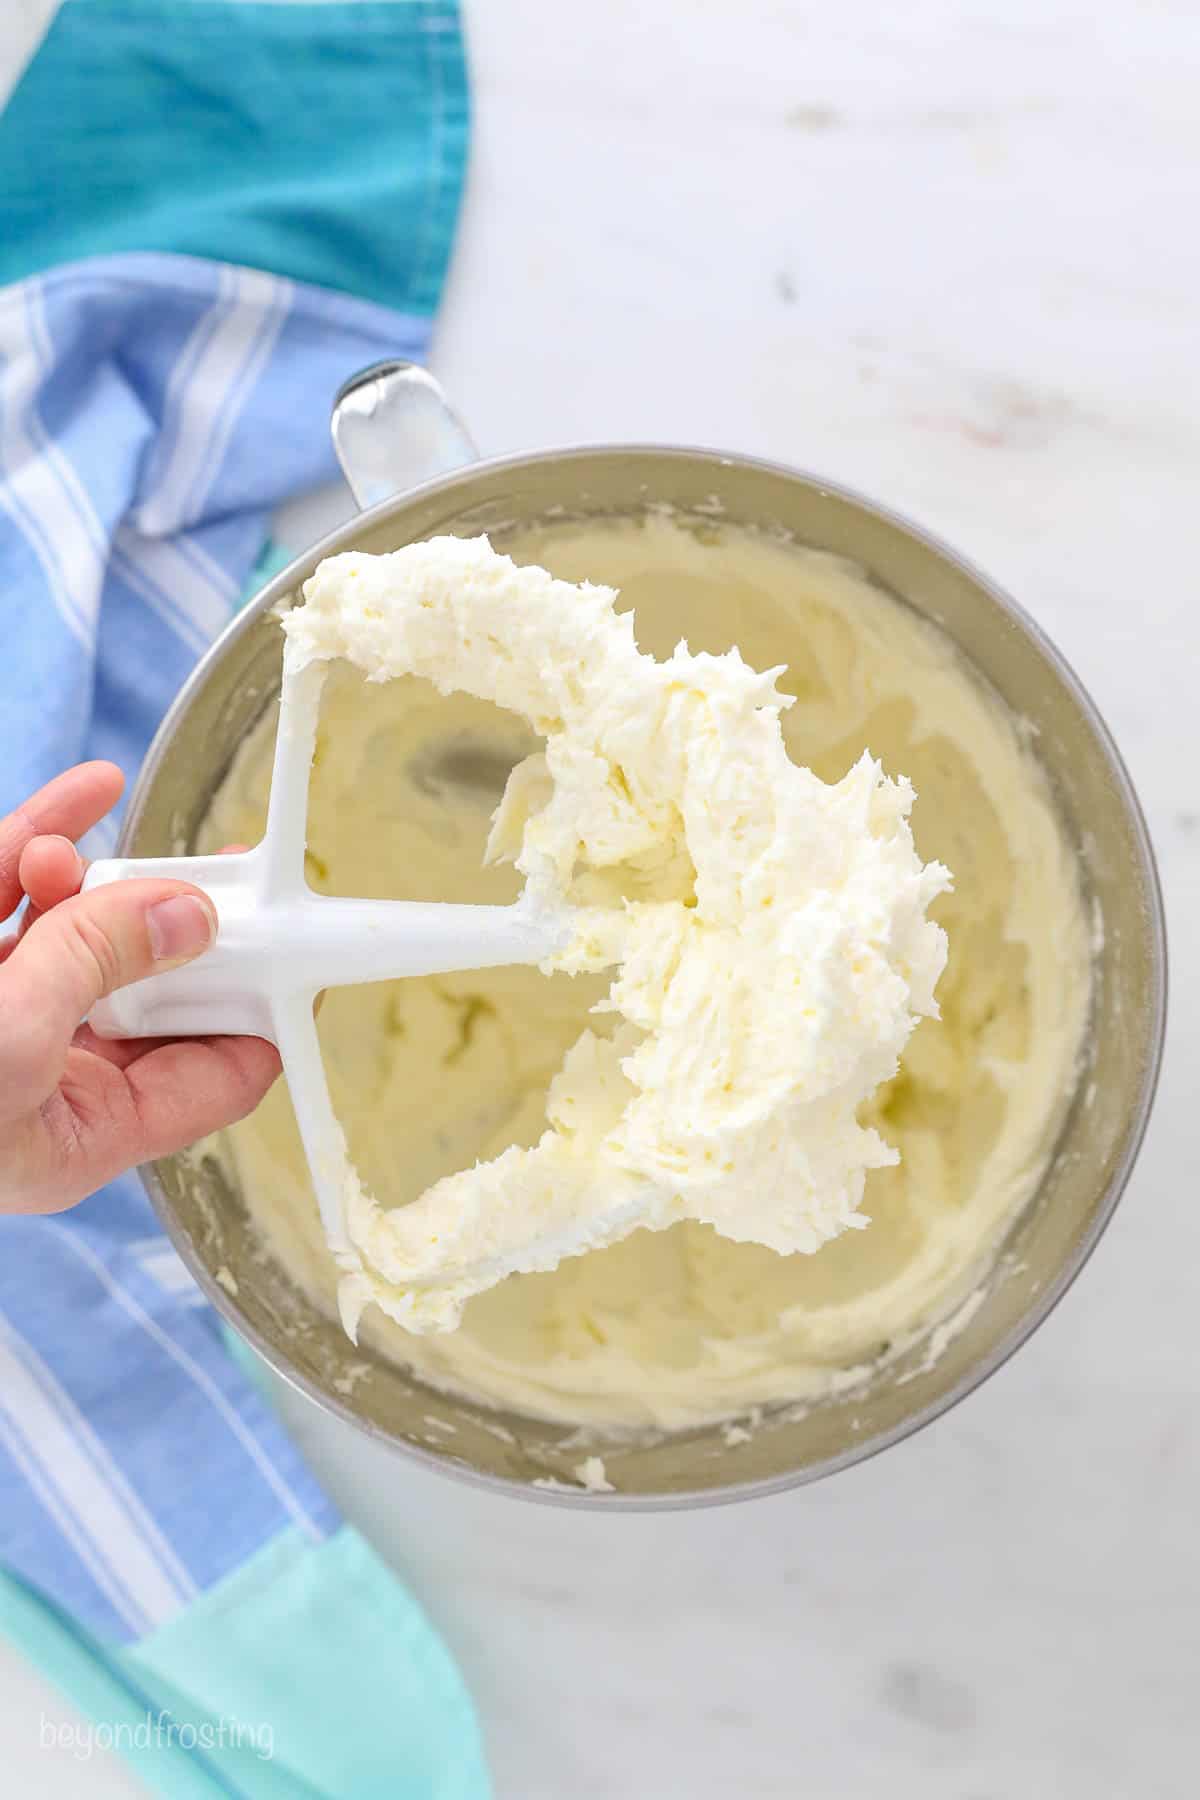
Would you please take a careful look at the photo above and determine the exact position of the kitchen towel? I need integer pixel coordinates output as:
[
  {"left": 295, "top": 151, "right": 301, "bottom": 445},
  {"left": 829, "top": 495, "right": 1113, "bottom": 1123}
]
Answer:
[{"left": 0, "top": 4, "right": 485, "bottom": 1795}]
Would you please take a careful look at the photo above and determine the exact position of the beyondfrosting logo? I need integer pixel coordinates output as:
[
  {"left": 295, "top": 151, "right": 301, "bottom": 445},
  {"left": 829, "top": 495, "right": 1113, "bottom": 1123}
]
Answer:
[{"left": 39, "top": 1708, "right": 275, "bottom": 1763}]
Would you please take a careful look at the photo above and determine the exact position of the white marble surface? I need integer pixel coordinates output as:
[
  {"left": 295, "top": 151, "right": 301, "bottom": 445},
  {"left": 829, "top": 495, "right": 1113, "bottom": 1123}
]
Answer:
[{"left": 3, "top": 0, "right": 1198, "bottom": 1794}]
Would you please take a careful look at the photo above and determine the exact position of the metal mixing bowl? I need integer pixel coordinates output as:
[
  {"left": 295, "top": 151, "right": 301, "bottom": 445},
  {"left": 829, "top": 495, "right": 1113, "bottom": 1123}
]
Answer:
[{"left": 120, "top": 366, "right": 1166, "bottom": 1506}]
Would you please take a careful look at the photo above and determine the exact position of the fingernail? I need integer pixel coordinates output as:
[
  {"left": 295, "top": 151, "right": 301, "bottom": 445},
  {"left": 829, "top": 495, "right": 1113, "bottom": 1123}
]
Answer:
[{"left": 147, "top": 895, "right": 216, "bottom": 963}]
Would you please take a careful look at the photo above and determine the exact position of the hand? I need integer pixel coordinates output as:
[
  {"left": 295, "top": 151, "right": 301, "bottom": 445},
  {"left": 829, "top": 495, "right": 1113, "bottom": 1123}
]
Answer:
[{"left": 0, "top": 762, "right": 281, "bottom": 1214}]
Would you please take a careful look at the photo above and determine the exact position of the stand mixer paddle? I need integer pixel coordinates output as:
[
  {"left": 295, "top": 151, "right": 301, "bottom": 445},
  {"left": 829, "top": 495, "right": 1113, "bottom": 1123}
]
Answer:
[{"left": 82, "top": 643, "right": 571, "bottom": 1255}]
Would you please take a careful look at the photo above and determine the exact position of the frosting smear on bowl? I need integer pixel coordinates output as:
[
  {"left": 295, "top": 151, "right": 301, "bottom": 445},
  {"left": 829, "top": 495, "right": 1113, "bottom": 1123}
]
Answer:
[{"left": 204, "top": 514, "right": 1090, "bottom": 1427}]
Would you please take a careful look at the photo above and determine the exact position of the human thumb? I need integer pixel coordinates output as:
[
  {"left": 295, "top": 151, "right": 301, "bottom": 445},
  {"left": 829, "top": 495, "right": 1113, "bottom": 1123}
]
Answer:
[{"left": 0, "top": 881, "right": 216, "bottom": 1117}]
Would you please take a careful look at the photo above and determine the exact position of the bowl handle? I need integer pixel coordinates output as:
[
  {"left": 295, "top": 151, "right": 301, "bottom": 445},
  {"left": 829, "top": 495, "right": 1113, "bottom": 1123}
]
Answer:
[{"left": 330, "top": 360, "right": 478, "bottom": 511}]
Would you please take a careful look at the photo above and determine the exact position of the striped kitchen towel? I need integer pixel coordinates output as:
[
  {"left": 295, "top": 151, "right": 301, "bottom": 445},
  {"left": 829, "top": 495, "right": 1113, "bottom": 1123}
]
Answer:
[{"left": 0, "top": 4, "right": 486, "bottom": 1796}]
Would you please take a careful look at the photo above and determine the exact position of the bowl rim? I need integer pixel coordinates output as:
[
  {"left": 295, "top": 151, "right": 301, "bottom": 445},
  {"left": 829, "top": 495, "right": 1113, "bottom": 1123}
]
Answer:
[{"left": 123, "top": 441, "right": 1169, "bottom": 1510}]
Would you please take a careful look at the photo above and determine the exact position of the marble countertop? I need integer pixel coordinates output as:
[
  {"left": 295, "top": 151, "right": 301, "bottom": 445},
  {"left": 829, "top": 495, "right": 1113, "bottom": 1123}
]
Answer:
[{"left": 4, "top": 0, "right": 1197, "bottom": 1794}]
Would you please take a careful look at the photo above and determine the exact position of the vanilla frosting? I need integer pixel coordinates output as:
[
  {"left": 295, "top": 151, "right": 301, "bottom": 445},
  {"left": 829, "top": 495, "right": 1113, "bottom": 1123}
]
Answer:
[
  {"left": 203, "top": 513, "right": 1091, "bottom": 1429},
  {"left": 281, "top": 536, "right": 950, "bottom": 1334}
]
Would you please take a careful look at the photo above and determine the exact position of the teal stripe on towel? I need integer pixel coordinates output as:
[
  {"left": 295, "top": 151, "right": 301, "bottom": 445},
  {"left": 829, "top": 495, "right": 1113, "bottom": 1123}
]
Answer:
[
  {"left": 1, "top": 1530, "right": 490, "bottom": 1798},
  {"left": 0, "top": 1, "right": 469, "bottom": 316}
]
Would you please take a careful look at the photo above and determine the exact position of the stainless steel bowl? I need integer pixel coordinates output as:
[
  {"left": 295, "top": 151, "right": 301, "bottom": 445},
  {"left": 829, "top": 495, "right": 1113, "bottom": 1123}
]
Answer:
[{"left": 120, "top": 366, "right": 1166, "bottom": 1507}]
